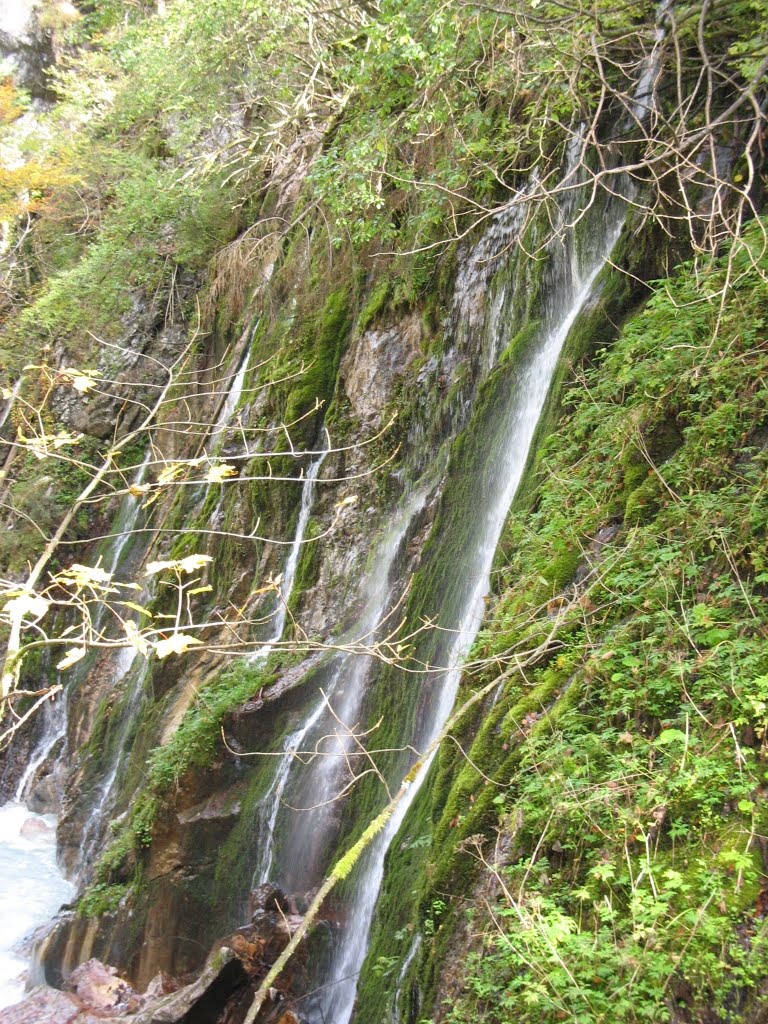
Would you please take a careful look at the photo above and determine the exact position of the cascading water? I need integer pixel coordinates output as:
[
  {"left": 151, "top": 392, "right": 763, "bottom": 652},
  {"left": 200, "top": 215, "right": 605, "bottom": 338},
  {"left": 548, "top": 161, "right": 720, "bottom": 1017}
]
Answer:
[
  {"left": 14, "top": 685, "right": 66, "bottom": 805},
  {"left": 77, "top": 333, "right": 257, "bottom": 864},
  {"left": 103, "top": 451, "right": 153, "bottom": 578},
  {"left": 249, "top": 450, "right": 328, "bottom": 665},
  {"left": 79, "top": 655, "right": 152, "bottom": 867},
  {"left": 311, "top": 147, "right": 630, "bottom": 1024},
  {"left": 206, "top": 341, "right": 252, "bottom": 454},
  {"left": 200, "top": 327, "right": 256, "bottom": 528},
  {"left": 77, "top": 452, "right": 157, "bottom": 865},
  {"left": 0, "top": 446, "right": 159, "bottom": 1007},
  {"left": 0, "top": 804, "right": 74, "bottom": 1009},
  {"left": 252, "top": 483, "right": 429, "bottom": 891}
]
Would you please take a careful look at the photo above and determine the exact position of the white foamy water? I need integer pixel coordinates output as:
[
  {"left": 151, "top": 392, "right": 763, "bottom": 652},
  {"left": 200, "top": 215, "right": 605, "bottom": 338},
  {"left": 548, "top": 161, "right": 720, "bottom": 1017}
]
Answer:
[{"left": 0, "top": 802, "right": 73, "bottom": 1010}]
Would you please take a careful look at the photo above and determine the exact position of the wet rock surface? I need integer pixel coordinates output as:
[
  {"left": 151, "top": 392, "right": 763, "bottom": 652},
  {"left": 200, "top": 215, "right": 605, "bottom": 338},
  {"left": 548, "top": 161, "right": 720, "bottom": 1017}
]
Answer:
[
  {"left": 35, "top": 885, "right": 316, "bottom": 1024},
  {"left": 64, "top": 960, "right": 139, "bottom": 1016},
  {"left": 0, "top": 0, "right": 54, "bottom": 98},
  {"left": 0, "top": 985, "right": 97, "bottom": 1024},
  {"left": 341, "top": 313, "right": 423, "bottom": 427}
]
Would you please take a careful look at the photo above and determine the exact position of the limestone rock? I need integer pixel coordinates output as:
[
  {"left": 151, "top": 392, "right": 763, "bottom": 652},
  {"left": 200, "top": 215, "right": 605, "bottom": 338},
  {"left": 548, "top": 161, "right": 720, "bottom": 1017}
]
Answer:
[
  {"left": 341, "top": 313, "right": 423, "bottom": 426},
  {"left": 0, "top": 1, "right": 54, "bottom": 98},
  {"left": 20, "top": 816, "right": 53, "bottom": 837},
  {"left": 129, "top": 947, "right": 247, "bottom": 1024}
]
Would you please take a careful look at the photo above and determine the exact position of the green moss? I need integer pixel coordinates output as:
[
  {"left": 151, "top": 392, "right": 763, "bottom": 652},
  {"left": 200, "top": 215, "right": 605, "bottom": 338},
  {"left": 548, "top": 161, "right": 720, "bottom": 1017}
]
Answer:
[
  {"left": 357, "top": 278, "right": 393, "bottom": 335},
  {"left": 78, "top": 882, "right": 131, "bottom": 918},
  {"left": 284, "top": 287, "right": 353, "bottom": 445},
  {"left": 146, "top": 659, "right": 273, "bottom": 790},
  {"left": 624, "top": 474, "right": 663, "bottom": 524}
]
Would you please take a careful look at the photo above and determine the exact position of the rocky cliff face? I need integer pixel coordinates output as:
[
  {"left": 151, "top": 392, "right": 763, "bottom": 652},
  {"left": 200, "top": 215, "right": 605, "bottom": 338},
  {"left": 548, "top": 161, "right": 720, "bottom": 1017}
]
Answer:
[
  {"left": 1, "top": 3, "right": 766, "bottom": 1023},
  {"left": 17, "top": 176, "right": 659, "bottom": 1022},
  {"left": 0, "top": 1, "right": 52, "bottom": 99}
]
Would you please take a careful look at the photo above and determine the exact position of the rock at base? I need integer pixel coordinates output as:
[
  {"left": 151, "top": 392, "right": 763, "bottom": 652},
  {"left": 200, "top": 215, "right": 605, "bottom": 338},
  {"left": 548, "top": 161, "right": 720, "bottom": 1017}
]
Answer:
[
  {"left": 64, "top": 958, "right": 138, "bottom": 1015},
  {"left": 0, "top": 986, "right": 80, "bottom": 1024}
]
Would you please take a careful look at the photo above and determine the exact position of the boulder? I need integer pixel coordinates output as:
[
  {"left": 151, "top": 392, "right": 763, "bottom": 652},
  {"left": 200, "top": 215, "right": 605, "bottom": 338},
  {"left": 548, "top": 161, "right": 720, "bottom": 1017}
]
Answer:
[
  {"left": 20, "top": 816, "right": 53, "bottom": 837},
  {"left": 129, "top": 947, "right": 248, "bottom": 1024},
  {"left": 64, "top": 959, "right": 139, "bottom": 1015}
]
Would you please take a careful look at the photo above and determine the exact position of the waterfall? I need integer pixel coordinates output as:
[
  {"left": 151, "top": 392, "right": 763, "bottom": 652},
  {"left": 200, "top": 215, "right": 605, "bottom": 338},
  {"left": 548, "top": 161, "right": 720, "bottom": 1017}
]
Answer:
[
  {"left": 77, "top": 334, "right": 256, "bottom": 865},
  {"left": 14, "top": 685, "right": 67, "bottom": 803},
  {"left": 251, "top": 484, "right": 429, "bottom": 891},
  {"left": 205, "top": 334, "right": 253, "bottom": 455},
  {"left": 248, "top": 451, "right": 328, "bottom": 664},
  {"left": 311, "top": 158, "right": 630, "bottom": 1024}
]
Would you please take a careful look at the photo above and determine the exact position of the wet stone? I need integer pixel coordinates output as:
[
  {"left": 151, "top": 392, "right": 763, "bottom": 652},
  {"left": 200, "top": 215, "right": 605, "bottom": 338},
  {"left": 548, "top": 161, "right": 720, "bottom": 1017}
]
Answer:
[
  {"left": 64, "top": 958, "right": 139, "bottom": 1015},
  {"left": 0, "top": 987, "right": 80, "bottom": 1024}
]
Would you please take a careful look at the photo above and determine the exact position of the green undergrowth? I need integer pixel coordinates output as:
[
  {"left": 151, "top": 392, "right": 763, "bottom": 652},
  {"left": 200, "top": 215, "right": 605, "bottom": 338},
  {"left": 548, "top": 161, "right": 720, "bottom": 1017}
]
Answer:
[{"left": 357, "top": 221, "right": 768, "bottom": 1023}]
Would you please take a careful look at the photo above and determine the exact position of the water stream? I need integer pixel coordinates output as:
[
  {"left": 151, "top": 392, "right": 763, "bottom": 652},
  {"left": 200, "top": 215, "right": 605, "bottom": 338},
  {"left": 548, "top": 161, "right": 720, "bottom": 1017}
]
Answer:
[
  {"left": 252, "top": 484, "right": 429, "bottom": 891},
  {"left": 0, "top": 804, "right": 74, "bottom": 1009},
  {"left": 311, "top": 148, "right": 630, "bottom": 1024}
]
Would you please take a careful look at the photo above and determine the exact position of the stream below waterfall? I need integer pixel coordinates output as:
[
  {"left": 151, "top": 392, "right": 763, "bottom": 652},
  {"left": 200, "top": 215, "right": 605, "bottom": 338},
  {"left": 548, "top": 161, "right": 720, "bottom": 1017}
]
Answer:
[{"left": 0, "top": 803, "right": 73, "bottom": 1010}]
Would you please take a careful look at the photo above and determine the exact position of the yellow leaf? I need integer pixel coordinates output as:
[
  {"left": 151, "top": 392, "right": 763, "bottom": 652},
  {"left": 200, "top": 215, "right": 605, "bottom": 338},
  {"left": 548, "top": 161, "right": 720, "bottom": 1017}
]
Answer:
[
  {"left": 155, "top": 633, "right": 203, "bottom": 659},
  {"left": 128, "top": 483, "right": 151, "bottom": 498},
  {"left": 3, "top": 593, "right": 50, "bottom": 621},
  {"left": 123, "top": 620, "right": 150, "bottom": 655},
  {"left": 145, "top": 554, "right": 213, "bottom": 577},
  {"left": 60, "top": 367, "right": 95, "bottom": 394},
  {"left": 67, "top": 563, "right": 113, "bottom": 586},
  {"left": 336, "top": 494, "right": 358, "bottom": 510},
  {"left": 157, "top": 463, "right": 186, "bottom": 486},
  {"left": 157, "top": 457, "right": 206, "bottom": 486},
  {"left": 119, "top": 601, "right": 152, "bottom": 617},
  {"left": 205, "top": 463, "right": 238, "bottom": 484},
  {"left": 188, "top": 585, "right": 213, "bottom": 596},
  {"left": 56, "top": 647, "right": 86, "bottom": 670}
]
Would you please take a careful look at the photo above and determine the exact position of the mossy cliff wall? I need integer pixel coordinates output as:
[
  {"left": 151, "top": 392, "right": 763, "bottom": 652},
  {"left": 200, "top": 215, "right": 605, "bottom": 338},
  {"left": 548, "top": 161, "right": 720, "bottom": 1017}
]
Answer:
[
  {"left": 1, "top": 2, "right": 765, "bottom": 1021},
  {"left": 353, "top": 222, "right": 768, "bottom": 1024}
]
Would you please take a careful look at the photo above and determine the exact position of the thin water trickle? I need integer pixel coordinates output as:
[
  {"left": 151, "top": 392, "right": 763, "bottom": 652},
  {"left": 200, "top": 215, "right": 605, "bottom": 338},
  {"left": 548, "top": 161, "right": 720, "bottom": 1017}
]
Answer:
[
  {"left": 248, "top": 450, "right": 328, "bottom": 665},
  {"left": 79, "top": 654, "right": 152, "bottom": 866},
  {"left": 252, "top": 484, "right": 429, "bottom": 891},
  {"left": 391, "top": 933, "right": 422, "bottom": 1023},
  {"left": 205, "top": 335, "right": 253, "bottom": 455}
]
